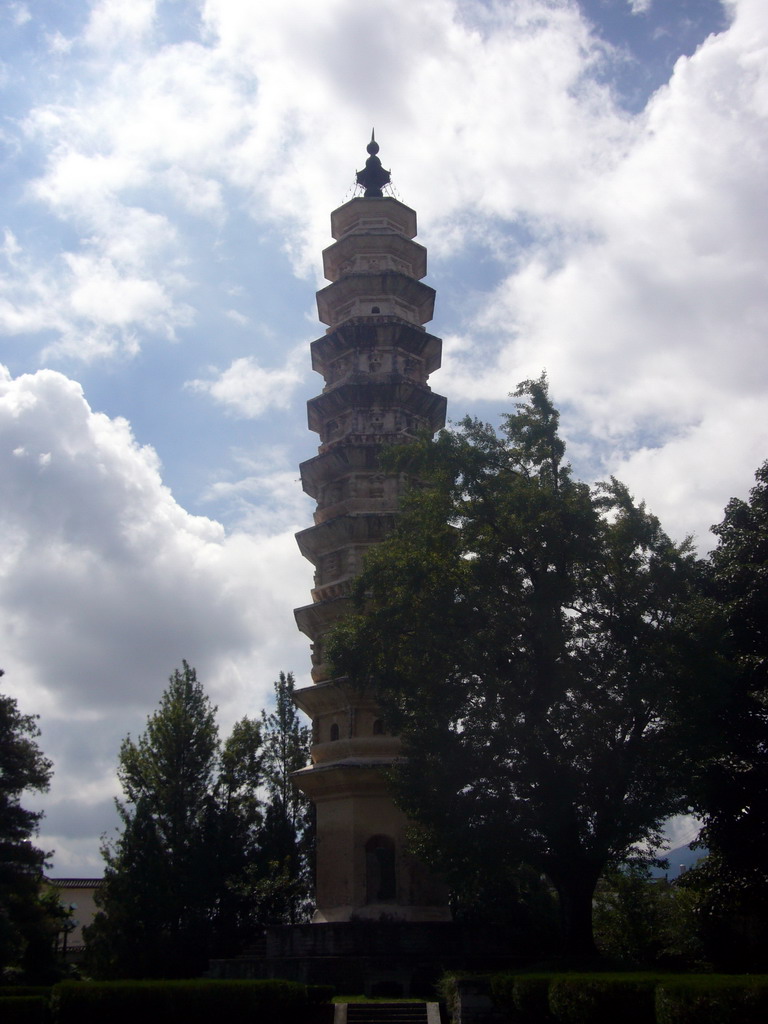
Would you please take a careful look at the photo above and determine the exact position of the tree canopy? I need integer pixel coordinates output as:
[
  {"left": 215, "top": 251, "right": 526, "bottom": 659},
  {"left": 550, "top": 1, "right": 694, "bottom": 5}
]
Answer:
[
  {"left": 256, "top": 671, "right": 313, "bottom": 923},
  {"left": 329, "top": 377, "right": 720, "bottom": 956},
  {"left": 85, "top": 663, "right": 313, "bottom": 978},
  {"left": 688, "top": 459, "right": 768, "bottom": 967},
  {"left": 228, "top": 672, "right": 314, "bottom": 928},
  {"left": 0, "top": 673, "right": 62, "bottom": 980},
  {"left": 85, "top": 662, "right": 264, "bottom": 978}
]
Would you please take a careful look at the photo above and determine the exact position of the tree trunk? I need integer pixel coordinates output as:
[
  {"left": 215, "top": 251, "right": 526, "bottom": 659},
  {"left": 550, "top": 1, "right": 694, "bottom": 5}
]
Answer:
[{"left": 555, "top": 872, "right": 599, "bottom": 959}]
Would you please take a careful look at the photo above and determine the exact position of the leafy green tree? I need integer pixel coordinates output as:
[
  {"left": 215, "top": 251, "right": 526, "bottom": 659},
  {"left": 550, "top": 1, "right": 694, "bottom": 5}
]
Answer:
[
  {"left": 0, "top": 674, "right": 62, "bottom": 981},
  {"left": 253, "top": 672, "right": 313, "bottom": 924},
  {"left": 85, "top": 662, "right": 263, "bottom": 978},
  {"left": 207, "top": 714, "right": 265, "bottom": 950},
  {"left": 691, "top": 460, "right": 768, "bottom": 968},
  {"left": 593, "top": 865, "right": 705, "bottom": 968},
  {"left": 330, "top": 377, "right": 718, "bottom": 957},
  {"left": 443, "top": 843, "right": 560, "bottom": 953}
]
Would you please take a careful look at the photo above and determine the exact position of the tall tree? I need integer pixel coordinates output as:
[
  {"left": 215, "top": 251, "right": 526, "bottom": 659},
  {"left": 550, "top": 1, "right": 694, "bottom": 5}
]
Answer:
[
  {"left": 690, "top": 460, "right": 768, "bottom": 967},
  {"left": 330, "top": 377, "right": 718, "bottom": 956},
  {"left": 0, "top": 674, "right": 61, "bottom": 980},
  {"left": 214, "top": 715, "right": 264, "bottom": 945},
  {"left": 254, "top": 672, "right": 313, "bottom": 924},
  {"left": 85, "top": 662, "right": 263, "bottom": 977}
]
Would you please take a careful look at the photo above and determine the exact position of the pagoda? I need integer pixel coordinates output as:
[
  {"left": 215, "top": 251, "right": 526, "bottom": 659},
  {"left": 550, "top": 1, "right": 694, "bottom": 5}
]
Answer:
[{"left": 293, "top": 137, "right": 450, "bottom": 923}]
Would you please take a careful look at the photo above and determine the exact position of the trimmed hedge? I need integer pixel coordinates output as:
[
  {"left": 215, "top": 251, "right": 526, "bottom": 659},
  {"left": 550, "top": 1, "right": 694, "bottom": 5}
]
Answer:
[
  {"left": 548, "top": 975, "right": 656, "bottom": 1024},
  {"left": 0, "top": 988, "right": 52, "bottom": 998},
  {"left": 485, "top": 971, "right": 768, "bottom": 1024},
  {"left": 656, "top": 976, "right": 768, "bottom": 1024},
  {"left": 491, "top": 972, "right": 554, "bottom": 1021},
  {"left": 0, "top": 995, "right": 50, "bottom": 1023},
  {"left": 307, "top": 984, "right": 336, "bottom": 1004},
  {"left": 50, "top": 978, "right": 310, "bottom": 1024}
]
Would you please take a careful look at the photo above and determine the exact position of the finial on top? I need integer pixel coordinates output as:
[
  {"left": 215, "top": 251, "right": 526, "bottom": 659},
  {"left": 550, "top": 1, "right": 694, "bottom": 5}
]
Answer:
[{"left": 356, "top": 129, "right": 390, "bottom": 198}]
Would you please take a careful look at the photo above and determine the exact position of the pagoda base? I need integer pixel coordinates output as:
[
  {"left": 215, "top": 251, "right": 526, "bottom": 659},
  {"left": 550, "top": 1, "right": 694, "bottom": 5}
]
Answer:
[
  {"left": 313, "top": 903, "right": 452, "bottom": 924},
  {"left": 207, "top": 921, "right": 528, "bottom": 998}
]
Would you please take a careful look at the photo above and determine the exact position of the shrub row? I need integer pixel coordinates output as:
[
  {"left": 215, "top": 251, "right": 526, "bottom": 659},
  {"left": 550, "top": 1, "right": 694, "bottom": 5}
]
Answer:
[
  {"left": 488, "top": 972, "right": 768, "bottom": 1023},
  {"left": 0, "top": 987, "right": 52, "bottom": 997},
  {"left": 0, "top": 995, "right": 51, "bottom": 1023},
  {"left": 655, "top": 976, "right": 768, "bottom": 1024},
  {"left": 49, "top": 978, "right": 326, "bottom": 1024}
]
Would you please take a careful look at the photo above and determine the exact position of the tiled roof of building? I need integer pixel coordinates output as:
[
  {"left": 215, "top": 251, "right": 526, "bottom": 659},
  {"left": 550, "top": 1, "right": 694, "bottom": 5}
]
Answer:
[{"left": 48, "top": 878, "right": 103, "bottom": 888}]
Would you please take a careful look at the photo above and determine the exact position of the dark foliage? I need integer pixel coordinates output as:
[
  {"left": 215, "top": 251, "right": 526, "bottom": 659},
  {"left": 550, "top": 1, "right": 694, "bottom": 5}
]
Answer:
[
  {"left": 227, "top": 671, "right": 314, "bottom": 927},
  {"left": 0, "top": 994, "right": 50, "bottom": 1023},
  {"left": 84, "top": 662, "right": 263, "bottom": 977},
  {"left": 548, "top": 975, "right": 657, "bottom": 1024},
  {"left": 0, "top": 680, "right": 64, "bottom": 982},
  {"left": 85, "top": 665, "right": 314, "bottom": 978},
  {"left": 691, "top": 460, "right": 768, "bottom": 968},
  {"left": 592, "top": 866, "right": 705, "bottom": 969},
  {"left": 330, "top": 377, "right": 720, "bottom": 956},
  {"left": 655, "top": 975, "right": 768, "bottom": 1024},
  {"left": 50, "top": 978, "right": 309, "bottom": 1024},
  {"left": 486, "top": 972, "right": 768, "bottom": 1024}
]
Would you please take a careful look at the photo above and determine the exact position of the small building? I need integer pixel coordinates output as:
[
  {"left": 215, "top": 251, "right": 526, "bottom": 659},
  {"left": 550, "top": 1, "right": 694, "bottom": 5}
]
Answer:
[{"left": 48, "top": 877, "right": 102, "bottom": 960}]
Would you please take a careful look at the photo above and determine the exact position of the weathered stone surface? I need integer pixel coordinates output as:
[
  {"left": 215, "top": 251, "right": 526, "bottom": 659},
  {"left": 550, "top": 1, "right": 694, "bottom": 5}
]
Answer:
[{"left": 293, "top": 182, "right": 449, "bottom": 924}]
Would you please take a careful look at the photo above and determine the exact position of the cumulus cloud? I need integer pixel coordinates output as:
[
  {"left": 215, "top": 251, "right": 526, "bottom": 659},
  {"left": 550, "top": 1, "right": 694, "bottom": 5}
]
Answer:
[
  {"left": 0, "top": 366, "right": 312, "bottom": 871},
  {"left": 434, "top": 0, "right": 768, "bottom": 545},
  {"left": 186, "top": 349, "right": 305, "bottom": 418},
  {"left": 608, "top": 396, "right": 768, "bottom": 549},
  {"left": 202, "top": 458, "right": 314, "bottom": 535},
  {"left": 83, "top": 0, "right": 157, "bottom": 51},
  {"left": 8, "top": 3, "right": 31, "bottom": 28},
  {"left": 0, "top": 205, "right": 194, "bottom": 360},
  {"left": 3, "top": 0, "right": 631, "bottom": 362}
]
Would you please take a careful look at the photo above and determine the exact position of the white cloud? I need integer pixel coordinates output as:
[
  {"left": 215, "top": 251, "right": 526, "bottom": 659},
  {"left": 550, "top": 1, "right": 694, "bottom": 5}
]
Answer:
[
  {"left": 162, "top": 167, "right": 225, "bottom": 219},
  {"left": 0, "top": 206, "right": 194, "bottom": 360},
  {"left": 202, "top": 458, "right": 314, "bottom": 534},
  {"left": 608, "top": 396, "right": 768, "bottom": 550},
  {"left": 67, "top": 255, "right": 168, "bottom": 325},
  {"left": 83, "top": 0, "right": 157, "bottom": 52},
  {"left": 10, "top": 3, "right": 31, "bottom": 28},
  {"left": 14, "top": 0, "right": 631, "bottom": 304},
  {"left": 0, "top": 366, "right": 312, "bottom": 869},
  {"left": 434, "top": 0, "right": 768, "bottom": 544},
  {"left": 224, "top": 309, "right": 250, "bottom": 327},
  {"left": 1, "top": 0, "right": 630, "bottom": 369},
  {"left": 46, "top": 31, "right": 73, "bottom": 56},
  {"left": 187, "top": 350, "right": 305, "bottom": 418}
]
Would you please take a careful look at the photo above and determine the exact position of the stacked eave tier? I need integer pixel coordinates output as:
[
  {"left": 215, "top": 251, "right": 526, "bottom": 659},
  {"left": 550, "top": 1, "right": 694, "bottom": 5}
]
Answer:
[
  {"left": 295, "top": 511, "right": 398, "bottom": 565},
  {"left": 322, "top": 232, "right": 427, "bottom": 282},
  {"left": 294, "top": 592, "right": 352, "bottom": 640},
  {"left": 292, "top": 760, "right": 401, "bottom": 800},
  {"left": 299, "top": 445, "right": 399, "bottom": 501},
  {"left": 293, "top": 679, "right": 402, "bottom": 767},
  {"left": 311, "top": 319, "right": 443, "bottom": 378},
  {"left": 330, "top": 196, "right": 418, "bottom": 241},
  {"left": 316, "top": 272, "right": 435, "bottom": 327},
  {"left": 293, "top": 677, "right": 376, "bottom": 719},
  {"left": 307, "top": 380, "right": 447, "bottom": 436}
]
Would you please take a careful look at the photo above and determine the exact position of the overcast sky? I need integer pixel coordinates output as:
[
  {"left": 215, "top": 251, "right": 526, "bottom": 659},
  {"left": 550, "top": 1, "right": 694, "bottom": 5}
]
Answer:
[{"left": 1, "top": 0, "right": 764, "bottom": 875}]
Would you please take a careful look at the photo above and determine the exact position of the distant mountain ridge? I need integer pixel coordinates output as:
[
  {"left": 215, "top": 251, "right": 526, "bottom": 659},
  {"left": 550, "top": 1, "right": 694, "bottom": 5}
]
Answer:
[{"left": 651, "top": 843, "right": 708, "bottom": 879}]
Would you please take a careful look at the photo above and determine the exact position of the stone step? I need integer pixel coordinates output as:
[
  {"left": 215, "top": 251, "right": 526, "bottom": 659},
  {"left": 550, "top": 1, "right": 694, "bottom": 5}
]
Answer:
[{"left": 342, "top": 1002, "right": 436, "bottom": 1024}]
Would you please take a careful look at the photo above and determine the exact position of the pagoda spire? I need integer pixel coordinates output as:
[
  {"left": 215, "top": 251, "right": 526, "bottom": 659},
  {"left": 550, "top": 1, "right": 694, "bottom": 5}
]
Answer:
[{"left": 355, "top": 129, "right": 391, "bottom": 197}]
